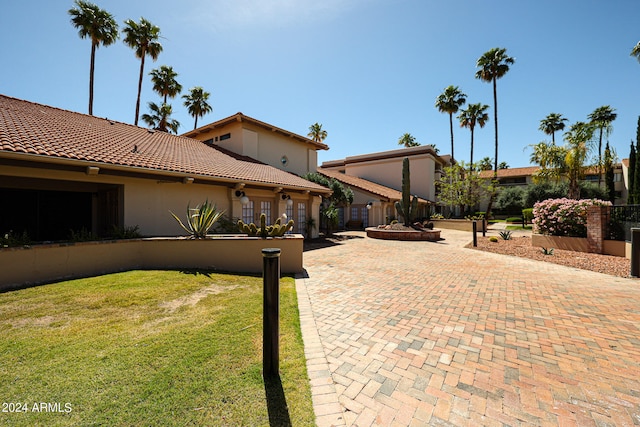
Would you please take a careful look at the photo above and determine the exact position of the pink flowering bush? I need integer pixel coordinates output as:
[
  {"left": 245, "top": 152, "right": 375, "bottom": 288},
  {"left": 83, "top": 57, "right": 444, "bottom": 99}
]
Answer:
[{"left": 532, "top": 198, "right": 611, "bottom": 237}]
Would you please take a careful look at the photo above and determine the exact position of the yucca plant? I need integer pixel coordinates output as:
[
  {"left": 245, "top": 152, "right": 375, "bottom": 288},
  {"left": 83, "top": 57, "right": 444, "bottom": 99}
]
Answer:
[
  {"left": 499, "top": 230, "right": 513, "bottom": 240},
  {"left": 541, "top": 247, "right": 554, "bottom": 255},
  {"left": 170, "top": 200, "right": 224, "bottom": 239}
]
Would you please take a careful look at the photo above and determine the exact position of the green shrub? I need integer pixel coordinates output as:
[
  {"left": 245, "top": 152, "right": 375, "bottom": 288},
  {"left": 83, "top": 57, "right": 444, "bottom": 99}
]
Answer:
[
  {"left": 109, "top": 225, "right": 141, "bottom": 239},
  {"left": 489, "top": 236, "right": 498, "bottom": 242},
  {"left": 505, "top": 216, "right": 522, "bottom": 223},
  {"left": 533, "top": 198, "right": 611, "bottom": 237},
  {"left": 69, "top": 228, "right": 99, "bottom": 242},
  {"left": 522, "top": 208, "right": 533, "bottom": 224},
  {"left": 1, "top": 230, "right": 31, "bottom": 247}
]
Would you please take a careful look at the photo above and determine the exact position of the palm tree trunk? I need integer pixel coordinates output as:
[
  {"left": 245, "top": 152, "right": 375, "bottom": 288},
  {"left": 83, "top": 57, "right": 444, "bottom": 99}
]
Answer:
[
  {"left": 134, "top": 51, "right": 146, "bottom": 126},
  {"left": 469, "top": 127, "right": 474, "bottom": 174},
  {"left": 194, "top": 116, "right": 198, "bottom": 130},
  {"left": 89, "top": 42, "right": 96, "bottom": 116},
  {"left": 492, "top": 77, "right": 498, "bottom": 179},
  {"left": 449, "top": 112, "right": 454, "bottom": 162},
  {"left": 598, "top": 129, "right": 603, "bottom": 186},
  {"left": 488, "top": 77, "right": 499, "bottom": 219}
]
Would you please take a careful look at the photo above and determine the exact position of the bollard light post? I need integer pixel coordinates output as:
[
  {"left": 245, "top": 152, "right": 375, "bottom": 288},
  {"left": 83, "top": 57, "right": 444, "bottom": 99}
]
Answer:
[
  {"left": 262, "top": 248, "right": 281, "bottom": 379},
  {"left": 472, "top": 221, "right": 477, "bottom": 247},
  {"left": 631, "top": 229, "right": 640, "bottom": 277}
]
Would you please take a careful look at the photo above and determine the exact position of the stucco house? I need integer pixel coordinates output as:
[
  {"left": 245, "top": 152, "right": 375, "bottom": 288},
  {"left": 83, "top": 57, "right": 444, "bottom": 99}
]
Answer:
[
  {"left": 319, "top": 145, "right": 448, "bottom": 227},
  {"left": 0, "top": 95, "right": 330, "bottom": 242},
  {"left": 479, "top": 163, "right": 627, "bottom": 206}
]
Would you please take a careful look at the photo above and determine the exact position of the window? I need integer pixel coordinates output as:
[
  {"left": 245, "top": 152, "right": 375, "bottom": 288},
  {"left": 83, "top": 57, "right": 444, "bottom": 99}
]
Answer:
[
  {"left": 260, "top": 201, "right": 271, "bottom": 224},
  {"left": 286, "top": 203, "right": 294, "bottom": 234},
  {"left": 219, "top": 133, "right": 231, "bottom": 141},
  {"left": 614, "top": 173, "right": 622, "bottom": 182},
  {"left": 242, "top": 201, "right": 254, "bottom": 224},
  {"left": 584, "top": 175, "right": 599, "bottom": 182},
  {"left": 351, "top": 206, "right": 359, "bottom": 220},
  {"left": 499, "top": 177, "right": 526, "bottom": 185},
  {"left": 361, "top": 207, "right": 369, "bottom": 227},
  {"left": 297, "top": 202, "right": 306, "bottom": 234},
  {"left": 203, "top": 138, "right": 214, "bottom": 146}
]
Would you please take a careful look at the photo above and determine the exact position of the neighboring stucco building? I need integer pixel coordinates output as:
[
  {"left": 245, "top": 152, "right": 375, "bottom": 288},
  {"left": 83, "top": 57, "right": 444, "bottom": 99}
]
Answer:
[
  {"left": 479, "top": 164, "right": 627, "bottom": 206},
  {"left": 321, "top": 145, "right": 447, "bottom": 205},
  {"left": 182, "top": 112, "right": 328, "bottom": 177},
  {"left": 0, "top": 95, "right": 329, "bottom": 241},
  {"left": 318, "top": 168, "right": 431, "bottom": 228}
]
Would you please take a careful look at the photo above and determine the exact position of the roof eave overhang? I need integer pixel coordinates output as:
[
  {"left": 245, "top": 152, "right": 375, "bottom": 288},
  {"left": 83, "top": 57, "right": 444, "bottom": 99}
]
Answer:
[{"left": 0, "top": 152, "right": 331, "bottom": 195}]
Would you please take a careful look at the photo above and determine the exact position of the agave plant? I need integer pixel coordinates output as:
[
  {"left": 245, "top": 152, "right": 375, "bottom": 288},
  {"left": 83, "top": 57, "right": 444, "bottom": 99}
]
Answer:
[{"left": 170, "top": 200, "right": 224, "bottom": 238}]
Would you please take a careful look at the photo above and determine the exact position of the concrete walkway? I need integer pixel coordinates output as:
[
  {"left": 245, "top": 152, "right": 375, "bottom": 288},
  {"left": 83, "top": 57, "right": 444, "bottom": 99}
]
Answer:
[{"left": 296, "top": 229, "right": 640, "bottom": 426}]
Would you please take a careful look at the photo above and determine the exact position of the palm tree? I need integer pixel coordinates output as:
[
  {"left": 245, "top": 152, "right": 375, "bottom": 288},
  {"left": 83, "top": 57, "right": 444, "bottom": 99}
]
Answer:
[
  {"left": 588, "top": 105, "right": 617, "bottom": 185},
  {"left": 458, "top": 103, "right": 489, "bottom": 173},
  {"left": 122, "top": 17, "right": 163, "bottom": 126},
  {"left": 478, "top": 157, "right": 493, "bottom": 171},
  {"left": 475, "top": 47, "right": 515, "bottom": 177},
  {"left": 398, "top": 133, "right": 420, "bottom": 147},
  {"left": 68, "top": 0, "right": 119, "bottom": 116},
  {"left": 182, "top": 87, "right": 212, "bottom": 130},
  {"left": 563, "top": 121, "right": 595, "bottom": 199},
  {"left": 307, "top": 123, "right": 327, "bottom": 143},
  {"left": 631, "top": 41, "right": 640, "bottom": 62},
  {"left": 150, "top": 65, "right": 182, "bottom": 104},
  {"left": 435, "top": 85, "right": 467, "bottom": 161},
  {"left": 141, "top": 102, "right": 179, "bottom": 134},
  {"left": 539, "top": 113, "right": 568, "bottom": 145}
]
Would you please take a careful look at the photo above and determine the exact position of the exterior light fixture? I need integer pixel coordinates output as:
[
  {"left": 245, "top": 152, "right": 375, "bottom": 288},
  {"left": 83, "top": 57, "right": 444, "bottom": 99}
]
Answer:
[
  {"left": 282, "top": 193, "right": 294, "bottom": 207},
  {"left": 366, "top": 201, "right": 373, "bottom": 210},
  {"left": 235, "top": 190, "right": 250, "bottom": 205}
]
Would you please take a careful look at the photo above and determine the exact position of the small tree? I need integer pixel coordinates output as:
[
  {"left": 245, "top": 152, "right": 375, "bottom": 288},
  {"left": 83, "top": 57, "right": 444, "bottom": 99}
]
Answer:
[
  {"left": 437, "top": 162, "right": 491, "bottom": 214},
  {"left": 604, "top": 142, "right": 615, "bottom": 203},
  {"left": 631, "top": 145, "right": 638, "bottom": 204},
  {"left": 302, "top": 172, "right": 354, "bottom": 235}
]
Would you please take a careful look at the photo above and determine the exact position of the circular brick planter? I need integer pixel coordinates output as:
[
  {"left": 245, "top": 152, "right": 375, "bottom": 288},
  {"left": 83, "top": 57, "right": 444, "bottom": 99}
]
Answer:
[{"left": 365, "top": 227, "right": 442, "bottom": 241}]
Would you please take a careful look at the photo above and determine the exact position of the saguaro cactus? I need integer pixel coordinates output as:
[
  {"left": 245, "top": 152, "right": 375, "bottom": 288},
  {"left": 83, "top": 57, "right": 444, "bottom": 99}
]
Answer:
[{"left": 395, "top": 157, "right": 419, "bottom": 225}]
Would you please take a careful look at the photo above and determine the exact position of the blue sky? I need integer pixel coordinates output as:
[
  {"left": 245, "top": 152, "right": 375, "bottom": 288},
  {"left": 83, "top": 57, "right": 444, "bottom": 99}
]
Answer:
[{"left": 1, "top": 0, "right": 639, "bottom": 168}]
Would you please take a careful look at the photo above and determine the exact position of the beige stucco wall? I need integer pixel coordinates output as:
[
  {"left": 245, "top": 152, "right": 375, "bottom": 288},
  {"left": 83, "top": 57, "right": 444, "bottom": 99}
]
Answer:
[
  {"left": 345, "top": 155, "right": 436, "bottom": 201},
  {"left": 190, "top": 123, "right": 316, "bottom": 176},
  {"left": 0, "top": 235, "right": 304, "bottom": 291},
  {"left": 1, "top": 165, "right": 321, "bottom": 237}
]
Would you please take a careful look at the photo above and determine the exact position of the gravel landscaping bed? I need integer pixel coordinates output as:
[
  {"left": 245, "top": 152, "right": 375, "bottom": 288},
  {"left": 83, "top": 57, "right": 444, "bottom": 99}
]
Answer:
[{"left": 467, "top": 235, "right": 631, "bottom": 278}]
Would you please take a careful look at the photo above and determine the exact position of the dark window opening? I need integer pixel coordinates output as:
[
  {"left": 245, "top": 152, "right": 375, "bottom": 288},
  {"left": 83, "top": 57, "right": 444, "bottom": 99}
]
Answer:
[
  {"left": 1, "top": 182, "right": 121, "bottom": 242},
  {"left": 219, "top": 133, "right": 231, "bottom": 141}
]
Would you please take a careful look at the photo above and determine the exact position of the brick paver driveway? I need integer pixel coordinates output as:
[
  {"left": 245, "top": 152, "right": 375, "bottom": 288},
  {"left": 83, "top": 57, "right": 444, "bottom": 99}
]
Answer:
[{"left": 296, "top": 230, "right": 640, "bottom": 427}]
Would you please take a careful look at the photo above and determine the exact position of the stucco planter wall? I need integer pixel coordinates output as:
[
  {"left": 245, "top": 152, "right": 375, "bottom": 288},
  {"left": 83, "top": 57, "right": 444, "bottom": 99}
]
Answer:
[
  {"left": 0, "top": 235, "right": 303, "bottom": 291},
  {"left": 531, "top": 234, "right": 628, "bottom": 258},
  {"left": 429, "top": 219, "right": 486, "bottom": 233},
  {"left": 365, "top": 227, "right": 441, "bottom": 241}
]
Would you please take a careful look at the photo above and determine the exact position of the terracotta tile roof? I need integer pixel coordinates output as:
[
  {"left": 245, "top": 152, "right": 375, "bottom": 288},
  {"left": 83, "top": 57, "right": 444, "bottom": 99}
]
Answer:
[
  {"left": 0, "top": 95, "right": 329, "bottom": 193},
  {"left": 318, "top": 168, "right": 432, "bottom": 203},
  {"left": 479, "top": 166, "right": 539, "bottom": 179}
]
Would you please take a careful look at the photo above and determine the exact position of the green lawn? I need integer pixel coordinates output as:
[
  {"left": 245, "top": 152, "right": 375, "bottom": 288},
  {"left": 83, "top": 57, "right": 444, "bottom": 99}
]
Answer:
[{"left": 0, "top": 271, "right": 314, "bottom": 426}]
